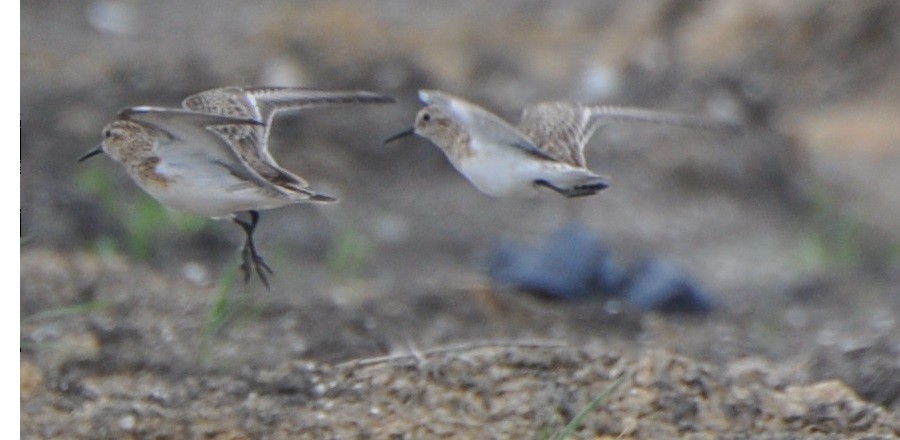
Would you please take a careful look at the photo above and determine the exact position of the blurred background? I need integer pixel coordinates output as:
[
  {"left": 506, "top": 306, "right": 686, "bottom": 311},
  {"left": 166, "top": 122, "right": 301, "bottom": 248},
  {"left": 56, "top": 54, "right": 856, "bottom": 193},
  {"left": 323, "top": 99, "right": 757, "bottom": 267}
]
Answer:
[
  {"left": 22, "top": 0, "right": 900, "bottom": 297},
  {"left": 20, "top": 0, "right": 900, "bottom": 426}
]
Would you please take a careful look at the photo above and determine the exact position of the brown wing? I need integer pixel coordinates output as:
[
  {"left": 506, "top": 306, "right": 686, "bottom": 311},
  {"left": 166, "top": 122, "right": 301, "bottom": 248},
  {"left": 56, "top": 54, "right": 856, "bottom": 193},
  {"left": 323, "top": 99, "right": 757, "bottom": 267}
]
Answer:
[
  {"left": 517, "top": 102, "right": 593, "bottom": 167},
  {"left": 520, "top": 102, "right": 741, "bottom": 168},
  {"left": 586, "top": 105, "right": 739, "bottom": 133},
  {"left": 182, "top": 87, "right": 297, "bottom": 187},
  {"left": 182, "top": 86, "right": 393, "bottom": 194},
  {"left": 183, "top": 86, "right": 395, "bottom": 152}
]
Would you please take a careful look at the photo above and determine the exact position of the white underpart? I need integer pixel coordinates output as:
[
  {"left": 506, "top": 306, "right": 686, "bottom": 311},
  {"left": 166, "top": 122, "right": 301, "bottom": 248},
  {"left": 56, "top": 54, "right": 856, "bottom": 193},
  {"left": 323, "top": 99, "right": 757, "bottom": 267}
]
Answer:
[
  {"left": 139, "top": 159, "right": 291, "bottom": 218},
  {"left": 451, "top": 139, "right": 556, "bottom": 197}
]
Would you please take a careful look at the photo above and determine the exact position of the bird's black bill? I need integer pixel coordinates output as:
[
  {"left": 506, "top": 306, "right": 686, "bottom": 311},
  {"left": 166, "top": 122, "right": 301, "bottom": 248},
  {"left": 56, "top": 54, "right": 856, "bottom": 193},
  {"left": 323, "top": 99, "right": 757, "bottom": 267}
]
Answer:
[
  {"left": 77, "top": 145, "right": 104, "bottom": 162},
  {"left": 383, "top": 127, "right": 416, "bottom": 144}
]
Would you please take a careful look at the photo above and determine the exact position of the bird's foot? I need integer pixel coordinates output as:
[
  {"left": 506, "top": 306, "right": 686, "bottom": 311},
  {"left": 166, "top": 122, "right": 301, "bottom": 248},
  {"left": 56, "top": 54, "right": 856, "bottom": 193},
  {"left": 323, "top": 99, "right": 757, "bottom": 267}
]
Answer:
[{"left": 240, "top": 241, "right": 273, "bottom": 290}]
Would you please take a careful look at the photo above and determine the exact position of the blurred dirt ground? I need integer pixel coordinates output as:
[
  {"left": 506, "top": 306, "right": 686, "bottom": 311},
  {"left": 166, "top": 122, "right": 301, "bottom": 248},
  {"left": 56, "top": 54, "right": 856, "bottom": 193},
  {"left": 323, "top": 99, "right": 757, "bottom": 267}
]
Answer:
[{"left": 20, "top": 1, "right": 900, "bottom": 438}]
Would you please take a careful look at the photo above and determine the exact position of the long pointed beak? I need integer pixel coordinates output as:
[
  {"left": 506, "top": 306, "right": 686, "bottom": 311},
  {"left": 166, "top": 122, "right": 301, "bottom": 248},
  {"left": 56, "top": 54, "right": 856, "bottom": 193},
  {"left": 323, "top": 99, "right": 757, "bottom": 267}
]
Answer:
[
  {"left": 384, "top": 127, "right": 416, "bottom": 144},
  {"left": 77, "top": 144, "right": 104, "bottom": 162}
]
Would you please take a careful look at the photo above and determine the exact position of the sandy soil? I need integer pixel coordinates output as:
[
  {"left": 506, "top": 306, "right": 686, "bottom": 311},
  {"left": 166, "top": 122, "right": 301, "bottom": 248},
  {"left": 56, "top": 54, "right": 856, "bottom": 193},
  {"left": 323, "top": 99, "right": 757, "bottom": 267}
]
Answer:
[{"left": 21, "top": 1, "right": 900, "bottom": 438}]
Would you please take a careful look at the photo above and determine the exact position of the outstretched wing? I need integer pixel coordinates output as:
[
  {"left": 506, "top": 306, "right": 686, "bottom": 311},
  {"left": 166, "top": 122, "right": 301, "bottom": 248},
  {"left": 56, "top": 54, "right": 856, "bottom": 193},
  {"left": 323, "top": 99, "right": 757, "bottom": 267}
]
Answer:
[
  {"left": 119, "top": 107, "right": 279, "bottom": 194},
  {"left": 121, "top": 106, "right": 262, "bottom": 128},
  {"left": 520, "top": 103, "right": 740, "bottom": 167},
  {"left": 418, "top": 89, "right": 555, "bottom": 161},
  {"left": 588, "top": 105, "right": 739, "bottom": 132},
  {"left": 182, "top": 86, "right": 394, "bottom": 190},
  {"left": 517, "top": 102, "right": 595, "bottom": 167}
]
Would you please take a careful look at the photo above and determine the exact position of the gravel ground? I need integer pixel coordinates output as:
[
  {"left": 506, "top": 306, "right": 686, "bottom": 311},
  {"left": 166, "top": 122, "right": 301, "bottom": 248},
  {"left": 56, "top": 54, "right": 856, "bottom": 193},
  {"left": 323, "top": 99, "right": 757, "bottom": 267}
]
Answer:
[{"left": 21, "top": 1, "right": 900, "bottom": 438}]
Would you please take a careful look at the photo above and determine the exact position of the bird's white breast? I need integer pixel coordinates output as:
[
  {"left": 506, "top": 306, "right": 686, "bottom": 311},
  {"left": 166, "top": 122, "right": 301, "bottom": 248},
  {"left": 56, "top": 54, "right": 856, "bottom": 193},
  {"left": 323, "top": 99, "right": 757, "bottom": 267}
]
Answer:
[
  {"left": 453, "top": 140, "right": 548, "bottom": 197},
  {"left": 135, "top": 159, "right": 289, "bottom": 218}
]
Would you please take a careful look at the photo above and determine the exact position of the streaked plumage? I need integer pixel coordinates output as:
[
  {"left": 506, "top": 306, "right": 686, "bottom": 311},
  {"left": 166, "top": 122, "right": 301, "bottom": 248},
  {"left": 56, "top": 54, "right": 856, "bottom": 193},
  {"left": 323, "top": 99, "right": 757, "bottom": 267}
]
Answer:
[
  {"left": 80, "top": 86, "right": 395, "bottom": 288},
  {"left": 386, "top": 89, "right": 735, "bottom": 198}
]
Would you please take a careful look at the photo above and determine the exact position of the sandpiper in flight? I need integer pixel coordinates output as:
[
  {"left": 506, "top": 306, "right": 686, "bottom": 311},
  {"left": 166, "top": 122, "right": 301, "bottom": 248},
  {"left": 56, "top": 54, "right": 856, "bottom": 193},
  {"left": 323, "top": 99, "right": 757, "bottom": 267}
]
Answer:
[
  {"left": 386, "top": 89, "right": 735, "bottom": 198},
  {"left": 80, "top": 86, "right": 395, "bottom": 289}
]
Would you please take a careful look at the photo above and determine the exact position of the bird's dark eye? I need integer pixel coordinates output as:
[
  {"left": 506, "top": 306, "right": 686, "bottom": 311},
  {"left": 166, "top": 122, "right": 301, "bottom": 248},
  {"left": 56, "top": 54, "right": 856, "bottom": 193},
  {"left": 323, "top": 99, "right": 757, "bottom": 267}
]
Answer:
[
  {"left": 422, "top": 113, "right": 431, "bottom": 122},
  {"left": 104, "top": 130, "right": 112, "bottom": 138}
]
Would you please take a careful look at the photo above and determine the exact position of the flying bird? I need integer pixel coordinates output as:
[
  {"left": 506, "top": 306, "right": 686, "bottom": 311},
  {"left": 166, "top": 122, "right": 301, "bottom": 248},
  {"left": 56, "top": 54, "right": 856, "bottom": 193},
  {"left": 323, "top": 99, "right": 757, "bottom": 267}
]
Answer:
[
  {"left": 80, "top": 86, "right": 395, "bottom": 288},
  {"left": 386, "top": 89, "right": 735, "bottom": 198}
]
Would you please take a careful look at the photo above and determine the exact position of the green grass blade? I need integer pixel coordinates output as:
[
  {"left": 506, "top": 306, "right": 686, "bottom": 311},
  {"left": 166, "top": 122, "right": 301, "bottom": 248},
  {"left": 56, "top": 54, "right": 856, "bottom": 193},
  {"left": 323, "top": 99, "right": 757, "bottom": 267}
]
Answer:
[
  {"left": 550, "top": 373, "right": 627, "bottom": 440},
  {"left": 22, "top": 301, "right": 110, "bottom": 323}
]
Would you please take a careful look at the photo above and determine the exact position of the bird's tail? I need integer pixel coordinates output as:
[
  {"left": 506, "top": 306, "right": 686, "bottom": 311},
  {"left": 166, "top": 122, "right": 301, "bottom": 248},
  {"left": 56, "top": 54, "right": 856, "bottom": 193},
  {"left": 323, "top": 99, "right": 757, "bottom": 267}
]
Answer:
[
  {"left": 283, "top": 184, "right": 337, "bottom": 203},
  {"left": 534, "top": 168, "right": 610, "bottom": 198}
]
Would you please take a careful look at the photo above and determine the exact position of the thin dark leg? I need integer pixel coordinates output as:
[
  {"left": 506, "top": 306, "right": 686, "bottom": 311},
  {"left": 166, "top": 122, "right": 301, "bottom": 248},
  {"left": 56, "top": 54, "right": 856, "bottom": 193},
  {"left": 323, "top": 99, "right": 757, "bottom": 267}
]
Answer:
[{"left": 233, "top": 210, "right": 273, "bottom": 290}]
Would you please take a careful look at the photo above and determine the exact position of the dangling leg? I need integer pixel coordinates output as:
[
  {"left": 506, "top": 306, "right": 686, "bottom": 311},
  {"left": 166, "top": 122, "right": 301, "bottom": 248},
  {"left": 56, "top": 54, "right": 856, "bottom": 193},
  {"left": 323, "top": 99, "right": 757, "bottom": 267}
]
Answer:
[{"left": 233, "top": 210, "right": 273, "bottom": 289}]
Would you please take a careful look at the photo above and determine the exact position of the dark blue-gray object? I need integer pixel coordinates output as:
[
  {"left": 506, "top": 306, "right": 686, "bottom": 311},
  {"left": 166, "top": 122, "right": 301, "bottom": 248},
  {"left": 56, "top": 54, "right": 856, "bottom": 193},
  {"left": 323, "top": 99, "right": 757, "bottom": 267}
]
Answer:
[
  {"left": 621, "top": 259, "right": 715, "bottom": 313},
  {"left": 595, "top": 252, "right": 628, "bottom": 294},
  {"left": 488, "top": 223, "right": 618, "bottom": 299},
  {"left": 485, "top": 223, "right": 715, "bottom": 313}
]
